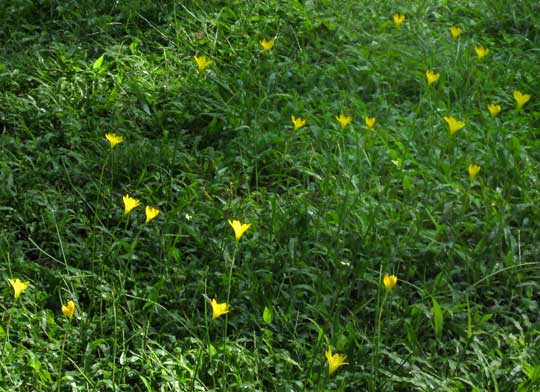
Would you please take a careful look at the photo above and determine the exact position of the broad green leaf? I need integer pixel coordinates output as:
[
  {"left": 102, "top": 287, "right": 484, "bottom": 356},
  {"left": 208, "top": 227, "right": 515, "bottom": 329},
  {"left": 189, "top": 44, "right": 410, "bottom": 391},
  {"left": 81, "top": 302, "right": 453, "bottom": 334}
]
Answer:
[
  {"left": 92, "top": 54, "right": 105, "bottom": 71},
  {"left": 263, "top": 306, "right": 273, "bottom": 324},
  {"left": 432, "top": 297, "right": 444, "bottom": 339}
]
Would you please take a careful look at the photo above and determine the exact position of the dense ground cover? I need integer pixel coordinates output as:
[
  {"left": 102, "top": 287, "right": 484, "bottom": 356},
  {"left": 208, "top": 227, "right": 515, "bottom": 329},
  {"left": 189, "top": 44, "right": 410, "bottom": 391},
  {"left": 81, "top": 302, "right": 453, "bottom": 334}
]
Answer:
[{"left": 1, "top": 0, "right": 540, "bottom": 390}]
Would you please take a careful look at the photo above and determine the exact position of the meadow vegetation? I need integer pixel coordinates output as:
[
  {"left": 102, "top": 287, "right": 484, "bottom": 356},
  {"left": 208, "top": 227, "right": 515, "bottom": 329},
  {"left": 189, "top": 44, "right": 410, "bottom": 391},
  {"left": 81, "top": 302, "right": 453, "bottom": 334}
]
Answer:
[{"left": 1, "top": 0, "right": 540, "bottom": 390}]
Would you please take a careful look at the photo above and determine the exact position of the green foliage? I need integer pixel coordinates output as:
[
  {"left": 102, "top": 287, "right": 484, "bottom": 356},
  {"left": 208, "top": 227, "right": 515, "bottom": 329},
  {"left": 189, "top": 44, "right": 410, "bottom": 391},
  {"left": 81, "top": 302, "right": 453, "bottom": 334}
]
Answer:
[{"left": 0, "top": 0, "right": 539, "bottom": 390}]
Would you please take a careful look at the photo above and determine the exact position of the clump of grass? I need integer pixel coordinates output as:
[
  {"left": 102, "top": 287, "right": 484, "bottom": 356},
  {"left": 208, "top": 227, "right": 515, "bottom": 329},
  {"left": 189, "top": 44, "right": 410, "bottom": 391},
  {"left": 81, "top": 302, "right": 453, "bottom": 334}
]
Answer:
[{"left": 0, "top": 0, "right": 539, "bottom": 390}]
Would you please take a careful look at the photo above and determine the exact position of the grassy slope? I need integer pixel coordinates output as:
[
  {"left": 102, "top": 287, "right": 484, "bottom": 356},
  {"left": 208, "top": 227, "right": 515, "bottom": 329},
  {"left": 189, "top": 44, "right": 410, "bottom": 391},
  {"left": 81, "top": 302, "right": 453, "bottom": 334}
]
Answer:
[{"left": 1, "top": 0, "right": 540, "bottom": 390}]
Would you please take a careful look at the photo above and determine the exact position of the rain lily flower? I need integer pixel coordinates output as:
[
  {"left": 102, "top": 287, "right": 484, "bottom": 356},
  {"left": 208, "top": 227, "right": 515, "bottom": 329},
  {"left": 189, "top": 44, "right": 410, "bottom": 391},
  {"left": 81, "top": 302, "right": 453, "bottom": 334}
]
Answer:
[
  {"left": 291, "top": 115, "right": 306, "bottom": 130},
  {"left": 145, "top": 206, "right": 160, "bottom": 224},
  {"left": 487, "top": 104, "right": 501, "bottom": 118},
  {"left": 364, "top": 116, "right": 376, "bottom": 129},
  {"left": 211, "top": 299, "right": 229, "bottom": 320},
  {"left": 105, "top": 133, "right": 124, "bottom": 148},
  {"left": 393, "top": 14, "right": 405, "bottom": 28},
  {"left": 228, "top": 219, "right": 251, "bottom": 241},
  {"left": 383, "top": 274, "right": 398, "bottom": 291},
  {"left": 8, "top": 279, "right": 29, "bottom": 300},
  {"left": 62, "top": 300, "right": 76, "bottom": 321},
  {"left": 259, "top": 38, "right": 275, "bottom": 51},
  {"left": 325, "top": 348, "right": 348, "bottom": 375},
  {"left": 468, "top": 164, "right": 480, "bottom": 182},
  {"left": 475, "top": 46, "right": 489, "bottom": 59},
  {"left": 194, "top": 55, "right": 212, "bottom": 72},
  {"left": 513, "top": 90, "right": 531, "bottom": 110},
  {"left": 336, "top": 114, "right": 353, "bottom": 128},
  {"left": 450, "top": 26, "right": 462, "bottom": 39},
  {"left": 444, "top": 116, "right": 465, "bottom": 135},
  {"left": 425, "top": 70, "right": 440, "bottom": 86},
  {"left": 123, "top": 194, "right": 141, "bottom": 215}
]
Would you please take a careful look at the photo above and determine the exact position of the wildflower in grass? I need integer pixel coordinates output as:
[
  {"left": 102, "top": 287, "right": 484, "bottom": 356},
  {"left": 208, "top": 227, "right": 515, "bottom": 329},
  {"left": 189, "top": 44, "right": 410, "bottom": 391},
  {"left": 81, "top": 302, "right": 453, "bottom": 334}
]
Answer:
[
  {"left": 468, "top": 164, "right": 480, "bottom": 182},
  {"left": 393, "top": 14, "right": 405, "bottom": 28},
  {"left": 425, "top": 70, "right": 440, "bottom": 86},
  {"left": 383, "top": 274, "right": 398, "bottom": 291},
  {"left": 8, "top": 279, "right": 29, "bottom": 300},
  {"left": 228, "top": 219, "right": 251, "bottom": 241},
  {"left": 487, "top": 104, "right": 501, "bottom": 118},
  {"left": 291, "top": 115, "right": 306, "bottom": 130},
  {"left": 475, "top": 46, "right": 489, "bottom": 59},
  {"left": 336, "top": 114, "right": 352, "bottom": 129},
  {"left": 62, "top": 300, "right": 76, "bottom": 321},
  {"left": 450, "top": 26, "right": 462, "bottom": 39},
  {"left": 364, "top": 116, "right": 376, "bottom": 129},
  {"left": 123, "top": 194, "right": 141, "bottom": 215},
  {"left": 259, "top": 38, "right": 275, "bottom": 51},
  {"left": 211, "top": 299, "right": 229, "bottom": 320},
  {"left": 444, "top": 116, "right": 465, "bottom": 135},
  {"left": 513, "top": 90, "right": 531, "bottom": 110},
  {"left": 325, "top": 348, "right": 348, "bottom": 376},
  {"left": 145, "top": 206, "right": 160, "bottom": 224},
  {"left": 105, "top": 133, "right": 124, "bottom": 148},
  {"left": 194, "top": 55, "right": 212, "bottom": 72}
]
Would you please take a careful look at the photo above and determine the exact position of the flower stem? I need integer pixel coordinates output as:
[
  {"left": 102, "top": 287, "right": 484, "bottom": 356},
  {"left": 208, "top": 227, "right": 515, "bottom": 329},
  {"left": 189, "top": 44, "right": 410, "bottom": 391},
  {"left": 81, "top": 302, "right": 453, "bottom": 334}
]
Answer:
[
  {"left": 223, "top": 241, "right": 238, "bottom": 340},
  {"left": 56, "top": 324, "right": 70, "bottom": 392},
  {"left": 371, "top": 265, "right": 389, "bottom": 392}
]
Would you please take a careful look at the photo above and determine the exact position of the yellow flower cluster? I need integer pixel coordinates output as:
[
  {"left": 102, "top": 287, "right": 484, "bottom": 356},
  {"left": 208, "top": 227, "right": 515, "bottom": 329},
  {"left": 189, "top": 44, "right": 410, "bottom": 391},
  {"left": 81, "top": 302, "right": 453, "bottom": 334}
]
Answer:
[
  {"left": 78, "top": 11, "right": 536, "bottom": 384},
  {"left": 8, "top": 278, "right": 77, "bottom": 322},
  {"left": 104, "top": 134, "right": 162, "bottom": 223},
  {"left": 290, "top": 114, "right": 379, "bottom": 130},
  {"left": 122, "top": 195, "right": 161, "bottom": 224}
]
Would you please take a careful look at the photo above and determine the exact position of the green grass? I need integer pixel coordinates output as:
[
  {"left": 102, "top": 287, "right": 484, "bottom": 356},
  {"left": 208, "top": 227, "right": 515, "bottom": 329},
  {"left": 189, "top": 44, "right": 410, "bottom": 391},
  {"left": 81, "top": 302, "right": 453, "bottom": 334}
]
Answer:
[{"left": 1, "top": 0, "right": 540, "bottom": 390}]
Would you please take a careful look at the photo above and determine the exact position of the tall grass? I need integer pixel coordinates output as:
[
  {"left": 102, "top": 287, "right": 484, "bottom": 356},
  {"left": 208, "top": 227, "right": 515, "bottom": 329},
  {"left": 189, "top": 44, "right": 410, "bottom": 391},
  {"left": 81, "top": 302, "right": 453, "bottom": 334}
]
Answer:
[{"left": 1, "top": 0, "right": 539, "bottom": 390}]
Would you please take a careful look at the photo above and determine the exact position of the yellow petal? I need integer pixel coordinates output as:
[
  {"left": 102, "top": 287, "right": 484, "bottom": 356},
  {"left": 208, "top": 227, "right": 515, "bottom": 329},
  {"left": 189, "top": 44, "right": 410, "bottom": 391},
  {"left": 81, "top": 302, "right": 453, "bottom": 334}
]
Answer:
[
  {"left": 145, "top": 206, "right": 160, "bottom": 224},
  {"left": 62, "top": 300, "right": 76, "bottom": 321}
]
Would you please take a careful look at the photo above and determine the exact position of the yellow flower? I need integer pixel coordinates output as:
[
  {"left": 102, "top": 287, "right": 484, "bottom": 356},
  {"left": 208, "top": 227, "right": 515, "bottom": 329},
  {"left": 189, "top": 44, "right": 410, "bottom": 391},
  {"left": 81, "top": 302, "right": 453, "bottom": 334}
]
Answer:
[
  {"left": 513, "top": 90, "right": 531, "bottom": 110},
  {"left": 211, "top": 298, "right": 229, "bottom": 320},
  {"left": 62, "top": 300, "right": 76, "bottom": 321},
  {"left": 145, "top": 206, "right": 160, "bottom": 224},
  {"left": 228, "top": 219, "right": 251, "bottom": 241},
  {"left": 468, "top": 164, "right": 480, "bottom": 182},
  {"left": 443, "top": 116, "right": 465, "bottom": 135},
  {"left": 105, "top": 133, "right": 124, "bottom": 148},
  {"left": 425, "top": 70, "right": 440, "bottom": 86},
  {"left": 475, "top": 46, "right": 489, "bottom": 59},
  {"left": 383, "top": 274, "right": 398, "bottom": 291},
  {"left": 450, "top": 26, "right": 462, "bottom": 39},
  {"left": 194, "top": 55, "right": 212, "bottom": 72},
  {"left": 364, "top": 116, "right": 376, "bottom": 129},
  {"left": 325, "top": 348, "right": 348, "bottom": 376},
  {"left": 259, "top": 38, "right": 275, "bottom": 51},
  {"left": 487, "top": 104, "right": 502, "bottom": 118},
  {"left": 8, "top": 279, "right": 29, "bottom": 300},
  {"left": 291, "top": 115, "right": 306, "bottom": 130},
  {"left": 336, "top": 114, "right": 353, "bottom": 129},
  {"left": 123, "top": 194, "right": 141, "bottom": 215},
  {"left": 393, "top": 14, "right": 405, "bottom": 28}
]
